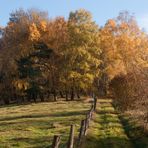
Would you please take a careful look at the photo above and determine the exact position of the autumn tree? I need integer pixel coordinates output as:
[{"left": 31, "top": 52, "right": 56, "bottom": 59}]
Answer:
[
  {"left": 66, "top": 9, "right": 101, "bottom": 100},
  {"left": 0, "top": 8, "right": 147, "bottom": 117},
  {"left": 0, "top": 9, "right": 50, "bottom": 103},
  {"left": 100, "top": 11, "right": 148, "bottom": 113}
]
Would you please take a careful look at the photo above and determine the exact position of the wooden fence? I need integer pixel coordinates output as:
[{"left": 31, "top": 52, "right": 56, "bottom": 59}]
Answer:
[{"left": 52, "top": 97, "right": 97, "bottom": 148}]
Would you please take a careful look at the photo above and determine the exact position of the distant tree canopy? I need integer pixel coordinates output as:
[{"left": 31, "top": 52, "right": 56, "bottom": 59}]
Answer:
[{"left": 0, "top": 9, "right": 147, "bottom": 110}]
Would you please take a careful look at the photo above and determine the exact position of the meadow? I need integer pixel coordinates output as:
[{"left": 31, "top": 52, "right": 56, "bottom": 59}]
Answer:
[{"left": 0, "top": 98, "right": 90, "bottom": 147}]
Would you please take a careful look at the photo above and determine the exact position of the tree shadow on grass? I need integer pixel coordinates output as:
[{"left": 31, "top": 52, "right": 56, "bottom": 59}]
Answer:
[
  {"left": 0, "top": 110, "right": 88, "bottom": 122},
  {"left": 0, "top": 102, "right": 39, "bottom": 109},
  {"left": 10, "top": 136, "right": 52, "bottom": 148},
  {"left": 10, "top": 135, "right": 69, "bottom": 148},
  {"left": 0, "top": 119, "right": 56, "bottom": 129},
  {"left": 0, "top": 99, "right": 64, "bottom": 109},
  {"left": 83, "top": 135, "right": 133, "bottom": 148},
  {"left": 0, "top": 97, "right": 88, "bottom": 109},
  {"left": 119, "top": 115, "right": 148, "bottom": 148},
  {"left": 111, "top": 100, "right": 148, "bottom": 148},
  {"left": 96, "top": 110, "right": 119, "bottom": 115},
  {"left": 0, "top": 115, "right": 81, "bottom": 147}
]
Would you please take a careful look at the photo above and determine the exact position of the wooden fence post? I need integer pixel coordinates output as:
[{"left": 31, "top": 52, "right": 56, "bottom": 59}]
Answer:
[
  {"left": 94, "top": 97, "right": 97, "bottom": 111},
  {"left": 86, "top": 113, "right": 90, "bottom": 128},
  {"left": 84, "top": 118, "right": 89, "bottom": 136},
  {"left": 52, "top": 135, "right": 61, "bottom": 148},
  {"left": 90, "top": 106, "right": 94, "bottom": 119},
  {"left": 67, "top": 125, "right": 75, "bottom": 148},
  {"left": 91, "top": 104, "right": 94, "bottom": 112},
  {"left": 78, "top": 120, "right": 85, "bottom": 145}
]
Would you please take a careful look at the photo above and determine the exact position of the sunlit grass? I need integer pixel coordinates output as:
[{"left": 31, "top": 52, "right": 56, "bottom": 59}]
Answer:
[
  {"left": 0, "top": 98, "right": 90, "bottom": 148},
  {"left": 83, "top": 98, "right": 133, "bottom": 148}
]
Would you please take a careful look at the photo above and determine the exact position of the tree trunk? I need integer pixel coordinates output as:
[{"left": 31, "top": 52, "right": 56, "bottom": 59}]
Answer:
[
  {"left": 70, "top": 87, "right": 75, "bottom": 101},
  {"left": 59, "top": 91, "right": 64, "bottom": 98},
  {"left": 53, "top": 90, "right": 57, "bottom": 101},
  {"left": 32, "top": 93, "right": 37, "bottom": 103},
  {"left": 47, "top": 90, "right": 51, "bottom": 98},
  {"left": 40, "top": 93, "right": 44, "bottom": 102},
  {"left": 76, "top": 90, "right": 80, "bottom": 99},
  {"left": 4, "top": 98, "right": 10, "bottom": 105},
  {"left": 98, "top": 73, "right": 108, "bottom": 97},
  {"left": 27, "top": 94, "right": 31, "bottom": 102},
  {"left": 65, "top": 90, "right": 68, "bottom": 101},
  {"left": 21, "top": 95, "right": 25, "bottom": 103}
]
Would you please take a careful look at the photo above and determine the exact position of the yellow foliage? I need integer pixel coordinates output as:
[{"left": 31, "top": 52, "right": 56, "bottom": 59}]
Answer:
[
  {"left": 29, "top": 23, "right": 40, "bottom": 41},
  {"left": 106, "top": 19, "right": 116, "bottom": 28},
  {"left": 85, "top": 73, "right": 94, "bottom": 81},
  {"left": 69, "top": 71, "right": 81, "bottom": 79},
  {"left": 13, "top": 80, "right": 29, "bottom": 91},
  {"left": 40, "top": 20, "right": 47, "bottom": 32},
  {"left": 120, "top": 22, "right": 128, "bottom": 29}
]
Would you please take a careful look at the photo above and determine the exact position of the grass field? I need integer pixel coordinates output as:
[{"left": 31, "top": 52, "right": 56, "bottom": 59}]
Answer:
[
  {"left": 82, "top": 98, "right": 133, "bottom": 148},
  {"left": 0, "top": 98, "right": 148, "bottom": 148},
  {"left": 0, "top": 98, "right": 90, "bottom": 148},
  {"left": 83, "top": 98, "right": 148, "bottom": 148}
]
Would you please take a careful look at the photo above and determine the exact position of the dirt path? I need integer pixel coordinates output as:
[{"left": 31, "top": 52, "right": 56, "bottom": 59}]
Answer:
[{"left": 82, "top": 98, "right": 134, "bottom": 148}]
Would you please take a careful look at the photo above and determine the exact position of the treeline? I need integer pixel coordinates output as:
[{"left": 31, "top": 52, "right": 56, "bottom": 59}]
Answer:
[{"left": 0, "top": 9, "right": 147, "bottom": 113}]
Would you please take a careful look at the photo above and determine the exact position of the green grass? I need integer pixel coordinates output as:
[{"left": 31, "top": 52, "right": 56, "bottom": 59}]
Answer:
[
  {"left": 0, "top": 98, "right": 90, "bottom": 148},
  {"left": 1, "top": 98, "right": 148, "bottom": 148},
  {"left": 83, "top": 99, "right": 134, "bottom": 148}
]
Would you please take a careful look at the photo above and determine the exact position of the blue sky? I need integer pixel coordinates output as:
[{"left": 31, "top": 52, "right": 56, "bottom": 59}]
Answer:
[{"left": 1, "top": 0, "right": 148, "bottom": 31}]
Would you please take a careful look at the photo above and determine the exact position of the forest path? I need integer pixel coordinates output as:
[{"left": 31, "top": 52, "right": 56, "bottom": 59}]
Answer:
[{"left": 82, "top": 98, "right": 134, "bottom": 148}]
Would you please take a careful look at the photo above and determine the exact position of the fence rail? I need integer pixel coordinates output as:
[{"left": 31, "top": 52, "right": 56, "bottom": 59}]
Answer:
[{"left": 52, "top": 97, "right": 97, "bottom": 148}]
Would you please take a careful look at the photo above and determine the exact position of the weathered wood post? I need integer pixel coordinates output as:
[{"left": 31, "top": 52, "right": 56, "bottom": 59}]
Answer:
[
  {"left": 52, "top": 135, "right": 61, "bottom": 148},
  {"left": 78, "top": 119, "right": 85, "bottom": 145},
  {"left": 90, "top": 105, "right": 94, "bottom": 119},
  {"left": 84, "top": 108, "right": 93, "bottom": 136},
  {"left": 86, "top": 113, "right": 90, "bottom": 128},
  {"left": 67, "top": 125, "right": 75, "bottom": 148},
  {"left": 84, "top": 118, "right": 89, "bottom": 136},
  {"left": 94, "top": 96, "right": 97, "bottom": 111}
]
